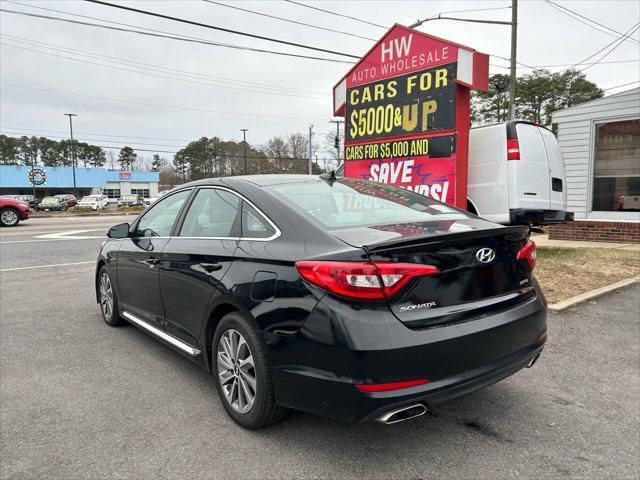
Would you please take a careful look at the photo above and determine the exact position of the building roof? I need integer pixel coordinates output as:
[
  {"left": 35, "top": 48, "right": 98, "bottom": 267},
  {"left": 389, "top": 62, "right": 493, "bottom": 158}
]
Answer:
[
  {"left": 552, "top": 87, "right": 640, "bottom": 120},
  {"left": 0, "top": 165, "right": 159, "bottom": 188}
]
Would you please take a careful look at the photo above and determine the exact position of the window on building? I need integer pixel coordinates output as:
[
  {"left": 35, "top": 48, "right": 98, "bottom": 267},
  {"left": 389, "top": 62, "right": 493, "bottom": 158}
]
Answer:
[
  {"left": 131, "top": 188, "right": 150, "bottom": 198},
  {"left": 592, "top": 119, "right": 640, "bottom": 212},
  {"left": 104, "top": 189, "right": 120, "bottom": 199}
]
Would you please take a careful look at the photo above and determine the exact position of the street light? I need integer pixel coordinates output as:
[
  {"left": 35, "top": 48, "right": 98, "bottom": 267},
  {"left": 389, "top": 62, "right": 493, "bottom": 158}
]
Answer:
[
  {"left": 240, "top": 129, "right": 249, "bottom": 175},
  {"left": 410, "top": 0, "right": 518, "bottom": 120},
  {"left": 64, "top": 113, "right": 78, "bottom": 192}
]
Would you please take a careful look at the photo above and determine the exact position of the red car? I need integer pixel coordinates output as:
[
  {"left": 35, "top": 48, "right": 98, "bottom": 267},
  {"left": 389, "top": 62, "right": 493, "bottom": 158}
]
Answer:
[{"left": 0, "top": 197, "right": 30, "bottom": 227}]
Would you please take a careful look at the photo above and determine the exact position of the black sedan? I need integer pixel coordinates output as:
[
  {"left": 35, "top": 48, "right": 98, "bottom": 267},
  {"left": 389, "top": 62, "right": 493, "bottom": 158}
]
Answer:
[{"left": 95, "top": 175, "right": 546, "bottom": 429}]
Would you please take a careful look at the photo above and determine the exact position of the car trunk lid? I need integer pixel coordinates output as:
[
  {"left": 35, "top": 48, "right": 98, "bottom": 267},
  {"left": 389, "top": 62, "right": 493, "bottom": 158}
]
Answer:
[{"left": 332, "top": 221, "right": 533, "bottom": 329}]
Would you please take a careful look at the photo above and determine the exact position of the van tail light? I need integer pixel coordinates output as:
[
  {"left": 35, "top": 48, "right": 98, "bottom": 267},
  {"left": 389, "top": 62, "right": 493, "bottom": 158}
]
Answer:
[
  {"left": 516, "top": 239, "right": 536, "bottom": 269},
  {"left": 507, "top": 138, "right": 520, "bottom": 160},
  {"left": 295, "top": 261, "right": 439, "bottom": 300}
]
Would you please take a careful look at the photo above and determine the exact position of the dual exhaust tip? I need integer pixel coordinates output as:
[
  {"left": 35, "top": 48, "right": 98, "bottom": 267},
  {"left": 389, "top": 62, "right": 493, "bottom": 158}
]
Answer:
[{"left": 376, "top": 403, "right": 427, "bottom": 424}]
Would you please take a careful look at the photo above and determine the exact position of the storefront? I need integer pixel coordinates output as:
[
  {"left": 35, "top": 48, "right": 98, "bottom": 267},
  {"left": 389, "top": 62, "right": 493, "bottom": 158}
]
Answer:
[
  {"left": 549, "top": 87, "right": 639, "bottom": 243},
  {"left": 0, "top": 165, "right": 160, "bottom": 200}
]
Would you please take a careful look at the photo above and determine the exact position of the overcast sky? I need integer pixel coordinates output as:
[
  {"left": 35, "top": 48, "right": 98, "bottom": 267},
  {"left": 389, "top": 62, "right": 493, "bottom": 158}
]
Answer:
[{"left": 1, "top": 0, "right": 639, "bottom": 162}]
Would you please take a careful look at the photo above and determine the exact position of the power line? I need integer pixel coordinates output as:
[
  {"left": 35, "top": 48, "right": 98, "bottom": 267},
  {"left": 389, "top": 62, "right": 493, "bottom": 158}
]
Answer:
[
  {"left": 490, "top": 59, "right": 640, "bottom": 70},
  {"left": 1, "top": 83, "right": 330, "bottom": 121},
  {"left": 0, "top": 29, "right": 325, "bottom": 95},
  {"left": 572, "top": 23, "right": 640, "bottom": 73},
  {"left": 0, "top": 130, "right": 185, "bottom": 148},
  {"left": 0, "top": 8, "right": 354, "bottom": 64},
  {"left": 0, "top": 41, "right": 329, "bottom": 100},
  {"left": 84, "top": 0, "right": 360, "bottom": 59},
  {"left": 604, "top": 80, "right": 640, "bottom": 92},
  {"left": 284, "top": 0, "right": 387, "bottom": 29},
  {"left": 412, "top": 5, "right": 511, "bottom": 25},
  {"left": 543, "top": 0, "right": 640, "bottom": 44},
  {"left": 201, "top": 1, "right": 376, "bottom": 41},
  {"left": 0, "top": 126, "right": 191, "bottom": 142}
]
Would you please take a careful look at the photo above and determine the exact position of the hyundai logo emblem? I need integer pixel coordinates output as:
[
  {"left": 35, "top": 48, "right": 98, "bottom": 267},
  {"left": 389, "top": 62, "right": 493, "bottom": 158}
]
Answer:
[{"left": 476, "top": 247, "right": 496, "bottom": 263}]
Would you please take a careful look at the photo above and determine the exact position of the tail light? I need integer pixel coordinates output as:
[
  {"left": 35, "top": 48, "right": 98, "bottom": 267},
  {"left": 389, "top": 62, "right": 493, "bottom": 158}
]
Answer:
[
  {"left": 507, "top": 138, "right": 520, "bottom": 160},
  {"left": 516, "top": 239, "right": 536, "bottom": 269},
  {"left": 295, "top": 261, "right": 439, "bottom": 300},
  {"left": 356, "top": 379, "right": 431, "bottom": 393}
]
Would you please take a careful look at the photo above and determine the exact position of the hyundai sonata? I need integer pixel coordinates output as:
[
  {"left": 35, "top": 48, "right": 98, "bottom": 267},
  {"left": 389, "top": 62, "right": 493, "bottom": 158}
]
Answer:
[{"left": 95, "top": 175, "right": 546, "bottom": 429}]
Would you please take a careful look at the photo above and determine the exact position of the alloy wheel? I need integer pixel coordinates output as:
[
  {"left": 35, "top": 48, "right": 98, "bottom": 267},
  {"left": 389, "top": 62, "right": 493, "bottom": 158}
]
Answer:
[
  {"left": 1, "top": 209, "right": 18, "bottom": 226},
  {"left": 99, "top": 272, "right": 114, "bottom": 320},
  {"left": 217, "top": 329, "right": 257, "bottom": 414}
]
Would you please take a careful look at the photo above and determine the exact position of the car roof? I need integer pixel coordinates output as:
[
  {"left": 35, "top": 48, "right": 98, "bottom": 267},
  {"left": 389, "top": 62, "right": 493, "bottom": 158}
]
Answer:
[{"left": 181, "top": 174, "right": 322, "bottom": 189}]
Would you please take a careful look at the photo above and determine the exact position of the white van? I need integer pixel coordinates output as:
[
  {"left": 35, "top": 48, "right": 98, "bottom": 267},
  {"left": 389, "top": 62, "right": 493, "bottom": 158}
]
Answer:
[
  {"left": 467, "top": 121, "right": 572, "bottom": 225},
  {"left": 334, "top": 121, "right": 572, "bottom": 226}
]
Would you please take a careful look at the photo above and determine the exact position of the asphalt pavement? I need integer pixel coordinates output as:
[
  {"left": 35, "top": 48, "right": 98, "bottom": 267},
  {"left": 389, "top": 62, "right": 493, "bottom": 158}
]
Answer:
[{"left": 1, "top": 216, "right": 638, "bottom": 479}]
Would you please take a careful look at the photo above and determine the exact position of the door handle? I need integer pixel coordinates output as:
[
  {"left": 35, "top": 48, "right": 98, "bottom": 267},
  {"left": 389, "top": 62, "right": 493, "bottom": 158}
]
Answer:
[
  {"left": 198, "top": 262, "right": 222, "bottom": 273},
  {"left": 144, "top": 258, "right": 160, "bottom": 266}
]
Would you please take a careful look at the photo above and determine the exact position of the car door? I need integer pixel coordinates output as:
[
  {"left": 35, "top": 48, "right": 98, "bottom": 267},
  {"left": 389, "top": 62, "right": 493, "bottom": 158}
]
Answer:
[
  {"left": 159, "top": 187, "right": 241, "bottom": 347},
  {"left": 116, "top": 188, "right": 192, "bottom": 329}
]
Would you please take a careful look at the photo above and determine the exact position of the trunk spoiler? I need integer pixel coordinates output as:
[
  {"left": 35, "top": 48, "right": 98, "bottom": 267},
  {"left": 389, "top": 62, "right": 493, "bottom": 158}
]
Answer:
[{"left": 364, "top": 225, "right": 530, "bottom": 253}]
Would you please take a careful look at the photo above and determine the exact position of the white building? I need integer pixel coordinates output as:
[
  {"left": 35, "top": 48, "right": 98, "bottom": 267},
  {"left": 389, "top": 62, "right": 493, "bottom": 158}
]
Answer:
[{"left": 549, "top": 88, "right": 639, "bottom": 242}]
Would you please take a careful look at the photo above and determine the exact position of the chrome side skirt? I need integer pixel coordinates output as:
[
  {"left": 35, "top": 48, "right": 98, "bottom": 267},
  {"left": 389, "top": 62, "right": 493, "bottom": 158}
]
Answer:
[{"left": 122, "top": 311, "right": 201, "bottom": 356}]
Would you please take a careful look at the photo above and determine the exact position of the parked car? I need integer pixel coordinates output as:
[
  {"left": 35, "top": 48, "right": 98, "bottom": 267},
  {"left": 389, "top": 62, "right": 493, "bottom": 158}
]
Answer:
[
  {"left": 0, "top": 196, "right": 30, "bottom": 226},
  {"left": 0, "top": 195, "right": 37, "bottom": 209},
  {"left": 96, "top": 175, "right": 546, "bottom": 429},
  {"left": 38, "top": 196, "right": 66, "bottom": 211},
  {"left": 335, "top": 121, "right": 572, "bottom": 226},
  {"left": 77, "top": 195, "right": 109, "bottom": 211},
  {"left": 57, "top": 194, "right": 78, "bottom": 208},
  {"left": 118, "top": 194, "right": 143, "bottom": 206}
]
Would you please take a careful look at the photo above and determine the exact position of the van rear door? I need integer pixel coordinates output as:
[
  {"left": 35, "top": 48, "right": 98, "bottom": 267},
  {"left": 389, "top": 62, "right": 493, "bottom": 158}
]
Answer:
[
  {"left": 539, "top": 127, "right": 567, "bottom": 212},
  {"left": 508, "top": 122, "right": 550, "bottom": 210}
]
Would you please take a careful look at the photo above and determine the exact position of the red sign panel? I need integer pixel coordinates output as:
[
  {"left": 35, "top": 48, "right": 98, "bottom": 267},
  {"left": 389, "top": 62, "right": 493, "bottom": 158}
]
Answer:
[
  {"left": 334, "top": 24, "right": 489, "bottom": 209},
  {"left": 119, "top": 171, "right": 132, "bottom": 180}
]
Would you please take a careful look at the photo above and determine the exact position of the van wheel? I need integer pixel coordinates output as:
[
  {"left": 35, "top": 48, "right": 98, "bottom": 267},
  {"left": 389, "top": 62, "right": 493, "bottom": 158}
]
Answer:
[{"left": 212, "top": 312, "right": 288, "bottom": 429}]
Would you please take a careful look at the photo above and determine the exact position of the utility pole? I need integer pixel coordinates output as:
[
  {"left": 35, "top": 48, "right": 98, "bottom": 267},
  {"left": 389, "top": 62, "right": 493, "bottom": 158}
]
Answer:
[
  {"left": 508, "top": 0, "right": 518, "bottom": 120},
  {"left": 308, "top": 125, "right": 313, "bottom": 175},
  {"left": 329, "top": 119, "right": 344, "bottom": 166},
  {"left": 64, "top": 113, "right": 78, "bottom": 192},
  {"left": 410, "top": 2, "right": 518, "bottom": 119},
  {"left": 241, "top": 129, "right": 249, "bottom": 175}
]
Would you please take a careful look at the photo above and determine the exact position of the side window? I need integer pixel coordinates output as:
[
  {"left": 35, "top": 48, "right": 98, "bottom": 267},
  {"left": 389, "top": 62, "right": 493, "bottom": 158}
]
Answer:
[
  {"left": 134, "top": 189, "right": 190, "bottom": 237},
  {"left": 179, "top": 189, "right": 240, "bottom": 238},
  {"left": 242, "top": 202, "right": 276, "bottom": 239}
]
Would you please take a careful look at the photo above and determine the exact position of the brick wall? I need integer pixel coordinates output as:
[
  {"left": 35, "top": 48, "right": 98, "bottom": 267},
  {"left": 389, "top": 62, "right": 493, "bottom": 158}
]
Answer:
[{"left": 548, "top": 220, "right": 640, "bottom": 243}]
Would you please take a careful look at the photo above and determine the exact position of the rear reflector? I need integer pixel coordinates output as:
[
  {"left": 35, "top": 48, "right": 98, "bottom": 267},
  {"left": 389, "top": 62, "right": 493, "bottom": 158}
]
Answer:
[
  {"left": 356, "top": 379, "right": 431, "bottom": 393},
  {"left": 295, "top": 261, "right": 439, "bottom": 300},
  {"left": 507, "top": 138, "right": 520, "bottom": 160},
  {"left": 537, "top": 328, "right": 547, "bottom": 342},
  {"left": 516, "top": 239, "right": 536, "bottom": 269}
]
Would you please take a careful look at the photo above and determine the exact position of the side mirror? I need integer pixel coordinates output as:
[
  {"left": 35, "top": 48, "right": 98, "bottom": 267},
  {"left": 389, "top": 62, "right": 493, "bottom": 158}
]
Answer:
[{"left": 108, "top": 222, "right": 130, "bottom": 239}]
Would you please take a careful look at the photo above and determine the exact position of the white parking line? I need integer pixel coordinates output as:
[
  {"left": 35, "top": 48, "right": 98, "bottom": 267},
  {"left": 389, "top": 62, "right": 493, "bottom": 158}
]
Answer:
[{"left": 0, "top": 261, "right": 95, "bottom": 272}]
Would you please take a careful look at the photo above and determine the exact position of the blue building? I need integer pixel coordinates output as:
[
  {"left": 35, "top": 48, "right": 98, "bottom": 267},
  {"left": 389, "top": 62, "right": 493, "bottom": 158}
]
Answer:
[{"left": 0, "top": 165, "right": 160, "bottom": 199}]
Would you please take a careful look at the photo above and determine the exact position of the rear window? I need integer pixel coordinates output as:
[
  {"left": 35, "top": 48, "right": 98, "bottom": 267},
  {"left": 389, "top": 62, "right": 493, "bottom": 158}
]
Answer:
[
  {"left": 268, "top": 179, "right": 468, "bottom": 230},
  {"left": 81, "top": 196, "right": 99, "bottom": 202},
  {"left": 41, "top": 197, "right": 59, "bottom": 204}
]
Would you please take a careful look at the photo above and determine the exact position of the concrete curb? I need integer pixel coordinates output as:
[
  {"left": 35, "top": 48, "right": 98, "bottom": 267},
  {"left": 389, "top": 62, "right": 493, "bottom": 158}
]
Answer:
[{"left": 548, "top": 275, "right": 640, "bottom": 312}]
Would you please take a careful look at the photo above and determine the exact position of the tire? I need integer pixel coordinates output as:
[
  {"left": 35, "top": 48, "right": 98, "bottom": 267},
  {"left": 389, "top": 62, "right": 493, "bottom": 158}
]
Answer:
[
  {"left": 97, "top": 266, "right": 125, "bottom": 327},
  {"left": 0, "top": 208, "right": 20, "bottom": 227},
  {"left": 212, "top": 312, "right": 288, "bottom": 429}
]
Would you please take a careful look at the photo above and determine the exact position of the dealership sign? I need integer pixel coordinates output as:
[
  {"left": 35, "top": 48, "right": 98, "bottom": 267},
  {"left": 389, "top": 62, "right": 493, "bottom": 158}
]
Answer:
[
  {"left": 28, "top": 168, "right": 46, "bottom": 186},
  {"left": 333, "top": 24, "right": 489, "bottom": 208}
]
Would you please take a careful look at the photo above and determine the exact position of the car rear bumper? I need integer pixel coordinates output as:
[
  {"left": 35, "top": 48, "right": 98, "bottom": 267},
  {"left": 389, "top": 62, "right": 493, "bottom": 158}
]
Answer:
[
  {"left": 270, "top": 288, "right": 547, "bottom": 422},
  {"left": 510, "top": 209, "right": 573, "bottom": 225}
]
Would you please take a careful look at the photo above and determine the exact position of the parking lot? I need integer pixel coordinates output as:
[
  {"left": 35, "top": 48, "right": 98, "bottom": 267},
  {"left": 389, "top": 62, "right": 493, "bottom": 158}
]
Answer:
[{"left": 1, "top": 216, "right": 638, "bottom": 479}]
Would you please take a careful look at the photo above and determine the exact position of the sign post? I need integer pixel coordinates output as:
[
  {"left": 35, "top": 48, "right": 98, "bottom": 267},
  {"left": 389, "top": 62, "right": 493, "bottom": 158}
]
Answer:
[{"left": 333, "top": 24, "right": 489, "bottom": 209}]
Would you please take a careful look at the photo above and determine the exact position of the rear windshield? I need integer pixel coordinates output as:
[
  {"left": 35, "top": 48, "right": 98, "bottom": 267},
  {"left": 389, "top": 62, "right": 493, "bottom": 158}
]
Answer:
[
  {"left": 41, "top": 197, "right": 59, "bottom": 204},
  {"left": 122, "top": 195, "right": 138, "bottom": 200},
  {"left": 81, "top": 196, "right": 99, "bottom": 202},
  {"left": 267, "top": 179, "right": 469, "bottom": 230}
]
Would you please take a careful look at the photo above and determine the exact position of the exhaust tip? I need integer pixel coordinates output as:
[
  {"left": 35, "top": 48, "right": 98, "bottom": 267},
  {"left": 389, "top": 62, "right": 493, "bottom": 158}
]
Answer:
[
  {"left": 376, "top": 403, "right": 427, "bottom": 424},
  {"left": 526, "top": 353, "right": 541, "bottom": 368}
]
